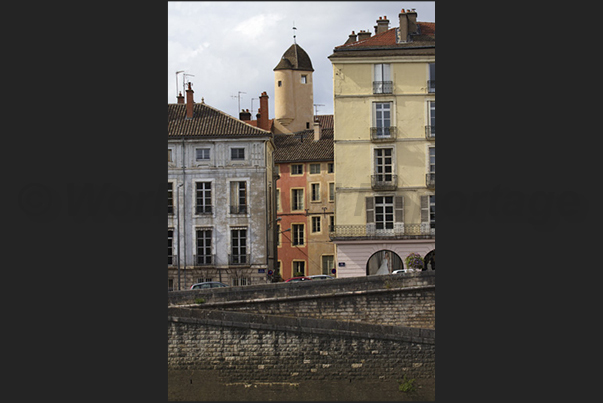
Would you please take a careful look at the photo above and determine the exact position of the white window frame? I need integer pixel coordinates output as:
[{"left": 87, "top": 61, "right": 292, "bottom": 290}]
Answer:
[
  {"left": 372, "top": 102, "right": 392, "bottom": 138},
  {"left": 194, "top": 181, "right": 213, "bottom": 215}
]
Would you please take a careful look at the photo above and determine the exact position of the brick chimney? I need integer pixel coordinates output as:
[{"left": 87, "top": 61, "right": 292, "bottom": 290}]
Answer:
[
  {"left": 357, "top": 30, "right": 371, "bottom": 41},
  {"left": 344, "top": 31, "right": 357, "bottom": 45},
  {"left": 185, "top": 82, "right": 194, "bottom": 119},
  {"left": 374, "top": 16, "right": 389, "bottom": 35},
  {"left": 177, "top": 92, "right": 184, "bottom": 104},
  {"left": 240, "top": 109, "right": 251, "bottom": 121},
  {"left": 257, "top": 91, "right": 270, "bottom": 131},
  {"left": 313, "top": 119, "right": 321, "bottom": 141},
  {"left": 406, "top": 9, "right": 418, "bottom": 34},
  {"left": 398, "top": 9, "right": 409, "bottom": 43}
]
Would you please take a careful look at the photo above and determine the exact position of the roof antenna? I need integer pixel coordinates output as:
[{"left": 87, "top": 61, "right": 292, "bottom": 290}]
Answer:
[
  {"left": 175, "top": 71, "right": 184, "bottom": 97},
  {"left": 183, "top": 73, "right": 195, "bottom": 94}
]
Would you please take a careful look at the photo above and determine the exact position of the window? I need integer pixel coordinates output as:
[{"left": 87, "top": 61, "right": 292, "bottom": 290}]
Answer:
[
  {"left": 276, "top": 224, "right": 281, "bottom": 246},
  {"left": 231, "top": 228, "right": 247, "bottom": 264},
  {"left": 374, "top": 196, "right": 394, "bottom": 230},
  {"left": 168, "top": 149, "right": 172, "bottom": 163},
  {"left": 293, "top": 261, "right": 305, "bottom": 276},
  {"left": 278, "top": 80, "right": 282, "bottom": 87},
  {"left": 196, "top": 148, "right": 210, "bottom": 160},
  {"left": 329, "top": 215, "right": 334, "bottom": 232},
  {"left": 322, "top": 255, "right": 334, "bottom": 276},
  {"left": 195, "top": 182, "right": 212, "bottom": 214},
  {"left": 168, "top": 182, "right": 173, "bottom": 214},
  {"left": 421, "top": 195, "right": 435, "bottom": 230},
  {"left": 429, "top": 147, "right": 435, "bottom": 175},
  {"left": 311, "top": 183, "right": 320, "bottom": 202},
  {"left": 428, "top": 63, "right": 435, "bottom": 93},
  {"left": 231, "top": 148, "right": 245, "bottom": 160},
  {"left": 329, "top": 182, "right": 335, "bottom": 202},
  {"left": 168, "top": 278, "right": 174, "bottom": 291},
  {"left": 309, "top": 163, "right": 321, "bottom": 174},
  {"left": 311, "top": 216, "right": 321, "bottom": 233},
  {"left": 301, "top": 75, "right": 307, "bottom": 84},
  {"left": 168, "top": 229, "right": 174, "bottom": 265},
  {"left": 375, "top": 148, "right": 393, "bottom": 182},
  {"left": 373, "top": 63, "right": 392, "bottom": 94},
  {"left": 233, "top": 277, "right": 250, "bottom": 286},
  {"left": 276, "top": 189, "right": 281, "bottom": 211},
  {"left": 291, "top": 189, "right": 304, "bottom": 211},
  {"left": 292, "top": 224, "right": 304, "bottom": 246},
  {"left": 373, "top": 102, "right": 392, "bottom": 137},
  {"left": 195, "top": 228, "right": 212, "bottom": 265},
  {"left": 230, "top": 181, "right": 247, "bottom": 214},
  {"left": 430, "top": 195, "right": 435, "bottom": 229},
  {"left": 291, "top": 164, "right": 303, "bottom": 175},
  {"left": 428, "top": 101, "right": 435, "bottom": 138},
  {"left": 327, "top": 163, "right": 334, "bottom": 173}
]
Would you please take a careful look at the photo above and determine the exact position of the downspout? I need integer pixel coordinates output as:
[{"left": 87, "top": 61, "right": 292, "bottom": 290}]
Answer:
[{"left": 181, "top": 137, "right": 187, "bottom": 289}]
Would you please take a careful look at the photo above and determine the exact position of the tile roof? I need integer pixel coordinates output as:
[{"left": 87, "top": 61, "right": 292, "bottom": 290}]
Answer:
[
  {"left": 274, "top": 44, "right": 314, "bottom": 72},
  {"left": 274, "top": 125, "right": 334, "bottom": 163},
  {"left": 168, "top": 103, "right": 271, "bottom": 138},
  {"left": 333, "top": 22, "right": 435, "bottom": 51}
]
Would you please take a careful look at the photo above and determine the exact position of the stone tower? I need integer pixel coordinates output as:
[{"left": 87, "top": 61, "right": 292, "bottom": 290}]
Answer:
[{"left": 273, "top": 43, "right": 314, "bottom": 134}]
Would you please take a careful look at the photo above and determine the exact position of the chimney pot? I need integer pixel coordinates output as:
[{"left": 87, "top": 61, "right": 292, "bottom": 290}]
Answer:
[
  {"left": 185, "top": 82, "right": 194, "bottom": 119},
  {"left": 313, "top": 120, "right": 321, "bottom": 141},
  {"left": 257, "top": 91, "right": 270, "bottom": 131}
]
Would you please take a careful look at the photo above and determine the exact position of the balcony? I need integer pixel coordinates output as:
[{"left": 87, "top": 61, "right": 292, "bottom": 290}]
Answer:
[
  {"left": 193, "top": 254, "right": 215, "bottom": 267},
  {"left": 428, "top": 80, "right": 435, "bottom": 93},
  {"left": 329, "top": 223, "right": 435, "bottom": 241},
  {"left": 373, "top": 81, "right": 393, "bottom": 94},
  {"left": 426, "top": 173, "right": 435, "bottom": 189},
  {"left": 229, "top": 254, "right": 250, "bottom": 266},
  {"left": 371, "top": 174, "right": 398, "bottom": 191},
  {"left": 425, "top": 125, "right": 435, "bottom": 140},
  {"left": 370, "top": 126, "right": 397, "bottom": 142},
  {"left": 229, "top": 205, "right": 248, "bottom": 214}
]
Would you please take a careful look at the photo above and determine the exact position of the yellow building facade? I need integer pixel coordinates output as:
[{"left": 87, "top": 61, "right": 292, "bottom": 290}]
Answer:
[{"left": 328, "top": 11, "right": 435, "bottom": 277}]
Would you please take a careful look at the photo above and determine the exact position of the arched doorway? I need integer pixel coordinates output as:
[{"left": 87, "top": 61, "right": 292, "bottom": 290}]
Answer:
[
  {"left": 424, "top": 249, "right": 435, "bottom": 270},
  {"left": 366, "top": 250, "right": 403, "bottom": 276}
]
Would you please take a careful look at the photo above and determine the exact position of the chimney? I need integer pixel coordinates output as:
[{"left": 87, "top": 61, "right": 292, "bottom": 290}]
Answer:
[
  {"left": 313, "top": 119, "right": 321, "bottom": 141},
  {"left": 239, "top": 109, "right": 251, "bottom": 121},
  {"left": 176, "top": 92, "right": 184, "bottom": 104},
  {"left": 375, "top": 16, "right": 389, "bottom": 35},
  {"left": 185, "top": 82, "right": 194, "bottom": 119},
  {"left": 344, "top": 30, "right": 357, "bottom": 45},
  {"left": 357, "top": 30, "right": 371, "bottom": 42},
  {"left": 406, "top": 9, "right": 418, "bottom": 34},
  {"left": 398, "top": 9, "right": 409, "bottom": 43},
  {"left": 257, "top": 91, "right": 270, "bottom": 131}
]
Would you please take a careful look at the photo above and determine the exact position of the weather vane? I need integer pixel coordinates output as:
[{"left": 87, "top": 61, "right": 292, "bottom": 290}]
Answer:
[{"left": 292, "top": 22, "right": 297, "bottom": 44}]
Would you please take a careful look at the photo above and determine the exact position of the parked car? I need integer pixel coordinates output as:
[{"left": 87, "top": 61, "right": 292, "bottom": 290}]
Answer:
[
  {"left": 309, "top": 275, "right": 335, "bottom": 280},
  {"left": 285, "top": 276, "right": 312, "bottom": 283},
  {"left": 190, "top": 281, "right": 229, "bottom": 290},
  {"left": 392, "top": 269, "right": 407, "bottom": 274}
]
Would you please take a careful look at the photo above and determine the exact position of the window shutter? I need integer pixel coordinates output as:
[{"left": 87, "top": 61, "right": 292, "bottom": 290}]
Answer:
[
  {"left": 366, "top": 197, "right": 374, "bottom": 223},
  {"left": 421, "top": 195, "right": 429, "bottom": 223},
  {"left": 383, "top": 63, "right": 391, "bottom": 81},
  {"left": 394, "top": 196, "right": 404, "bottom": 223}
]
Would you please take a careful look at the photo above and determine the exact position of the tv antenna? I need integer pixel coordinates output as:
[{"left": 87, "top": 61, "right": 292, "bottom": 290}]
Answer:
[
  {"left": 313, "top": 104, "right": 325, "bottom": 118},
  {"left": 231, "top": 91, "right": 246, "bottom": 113},
  {"left": 183, "top": 73, "right": 195, "bottom": 94},
  {"left": 175, "top": 71, "right": 184, "bottom": 97},
  {"left": 251, "top": 97, "right": 258, "bottom": 113}
]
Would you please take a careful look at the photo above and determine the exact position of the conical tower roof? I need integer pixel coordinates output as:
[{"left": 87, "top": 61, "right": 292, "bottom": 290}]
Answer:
[{"left": 273, "top": 43, "right": 314, "bottom": 72}]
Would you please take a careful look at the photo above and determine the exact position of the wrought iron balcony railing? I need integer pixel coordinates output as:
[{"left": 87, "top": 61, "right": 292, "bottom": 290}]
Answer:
[
  {"left": 373, "top": 81, "right": 393, "bottom": 94},
  {"left": 370, "top": 126, "right": 397, "bottom": 142},
  {"left": 329, "top": 223, "right": 435, "bottom": 240},
  {"left": 425, "top": 125, "right": 435, "bottom": 140},
  {"left": 229, "top": 205, "right": 248, "bottom": 215},
  {"left": 428, "top": 80, "right": 435, "bottom": 93},
  {"left": 195, "top": 205, "right": 212, "bottom": 215},
  {"left": 229, "top": 254, "right": 250, "bottom": 265},
  {"left": 371, "top": 174, "right": 398, "bottom": 190},
  {"left": 194, "top": 254, "right": 215, "bottom": 267},
  {"left": 426, "top": 173, "right": 435, "bottom": 188}
]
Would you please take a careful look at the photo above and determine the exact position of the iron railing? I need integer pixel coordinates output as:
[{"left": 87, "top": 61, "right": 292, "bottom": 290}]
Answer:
[
  {"left": 426, "top": 173, "right": 435, "bottom": 188},
  {"left": 373, "top": 81, "right": 393, "bottom": 94},
  {"left": 229, "top": 254, "right": 250, "bottom": 265},
  {"left": 229, "top": 205, "right": 248, "bottom": 214},
  {"left": 329, "top": 223, "right": 435, "bottom": 240},
  {"left": 193, "top": 254, "right": 215, "bottom": 267},
  {"left": 425, "top": 125, "right": 435, "bottom": 140},
  {"left": 371, "top": 174, "right": 398, "bottom": 190},
  {"left": 370, "top": 126, "right": 397, "bottom": 142},
  {"left": 428, "top": 80, "right": 435, "bottom": 93}
]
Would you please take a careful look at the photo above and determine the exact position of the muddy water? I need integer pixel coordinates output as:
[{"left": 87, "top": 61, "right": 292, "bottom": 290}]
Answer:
[{"left": 168, "top": 370, "right": 435, "bottom": 401}]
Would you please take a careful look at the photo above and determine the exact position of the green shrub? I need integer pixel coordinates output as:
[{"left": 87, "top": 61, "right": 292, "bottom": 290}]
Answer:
[
  {"left": 398, "top": 375, "right": 416, "bottom": 393},
  {"left": 194, "top": 298, "right": 206, "bottom": 304}
]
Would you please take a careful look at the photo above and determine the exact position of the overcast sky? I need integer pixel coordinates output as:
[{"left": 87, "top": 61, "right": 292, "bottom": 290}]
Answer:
[{"left": 168, "top": 1, "right": 435, "bottom": 118}]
